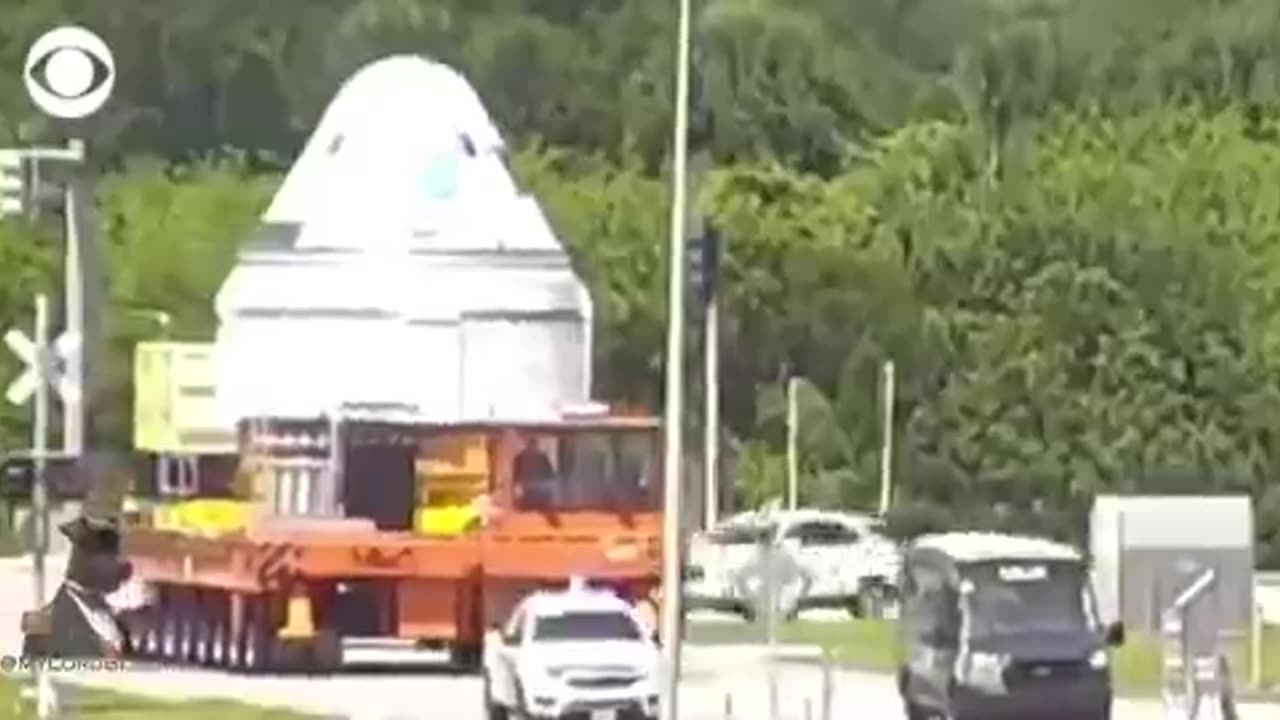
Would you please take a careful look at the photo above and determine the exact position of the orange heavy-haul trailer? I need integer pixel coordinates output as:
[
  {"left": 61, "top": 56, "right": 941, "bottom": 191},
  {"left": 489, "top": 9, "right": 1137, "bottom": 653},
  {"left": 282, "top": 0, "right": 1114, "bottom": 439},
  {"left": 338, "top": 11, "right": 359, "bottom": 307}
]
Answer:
[{"left": 123, "top": 407, "right": 663, "bottom": 672}]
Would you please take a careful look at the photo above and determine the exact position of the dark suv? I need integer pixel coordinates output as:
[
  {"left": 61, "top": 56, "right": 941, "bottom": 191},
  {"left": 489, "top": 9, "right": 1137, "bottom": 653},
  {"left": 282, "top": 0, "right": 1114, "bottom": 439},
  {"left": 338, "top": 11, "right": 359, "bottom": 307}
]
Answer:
[{"left": 896, "top": 532, "right": 1125, "bottom": 720}]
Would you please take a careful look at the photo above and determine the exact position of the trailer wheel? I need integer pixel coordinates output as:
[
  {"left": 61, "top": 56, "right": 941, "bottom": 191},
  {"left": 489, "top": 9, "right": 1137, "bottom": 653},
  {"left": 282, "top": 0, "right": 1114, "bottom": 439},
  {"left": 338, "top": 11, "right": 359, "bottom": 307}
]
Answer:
[
  {"left": 159, "top": 589, "right": 180, "bottom": 660},
  {"left": 178, "top": 590, "right": 200, "bottom": 663},
  {"left": 171, "top": 589, "right": 189, "bottom": 662},
  {"left": 450, "top": 643, "right": 482, "bottom": 671},
  {"left": 239, "top": 597, "right": 270, "bottom": 674},
  {"left": 270, "top": 639, "right": 305, "bottom": 672},
  {"left": 200, "top": 591, "right": 225, "bottom": 667},
  {"left": 191, "top": 592, "right": 213, "bottom": 665},
  {"left": 311, "top": 629, "right": 342, "bottom": 674},
  {"left": 136, "top": 605, "right": 160, "bottom": 658},
  {"left": 221, "top": 612, "right": 240, "bottom": 669},
  {"left": 208, "top": 593, "right": 230, "bottom": 667}
]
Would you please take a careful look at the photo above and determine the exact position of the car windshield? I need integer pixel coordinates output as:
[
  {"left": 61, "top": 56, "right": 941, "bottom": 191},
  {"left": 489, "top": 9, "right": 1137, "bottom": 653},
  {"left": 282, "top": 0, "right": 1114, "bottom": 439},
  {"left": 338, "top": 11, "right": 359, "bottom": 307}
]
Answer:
[
  {"left": 532, "top": 610, "right": 642, "bottom": 641},
  {"left": 961, "top": 560, "right": 1094, "bottom": 638}
]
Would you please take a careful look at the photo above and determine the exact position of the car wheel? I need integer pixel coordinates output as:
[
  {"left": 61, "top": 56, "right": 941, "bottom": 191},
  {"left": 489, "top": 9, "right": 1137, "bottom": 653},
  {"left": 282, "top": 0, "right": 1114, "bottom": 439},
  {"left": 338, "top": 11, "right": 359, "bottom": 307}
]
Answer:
[
  {"left": 482, "top": 673, "right": 509, "bottom": 720},
  {"left": 905, "top": 699, "right": 955, "bottom": 720},
  {"left": 777, "top": 580, "right": 804, "bottom": 620},
  {"left": 512, "top": 679, "right": 533, "bottom": 720}
]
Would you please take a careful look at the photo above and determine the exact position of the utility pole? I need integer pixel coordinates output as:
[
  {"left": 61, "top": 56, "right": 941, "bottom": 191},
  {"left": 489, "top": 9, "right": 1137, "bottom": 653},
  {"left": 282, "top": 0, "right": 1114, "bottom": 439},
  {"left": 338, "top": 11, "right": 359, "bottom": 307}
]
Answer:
[
  {"left": 62, "top": 139, "right": 86, "bottom": 455},
  {"left": 658, "top": 0, "right": 694, "bottom": 717},
  {"left": 701, "top": 225, "right": 722, "bottom": 531},
  {"left": 28, "top": 295, "right": 54, "bottom": 719},
  {"left": 786, "top": 376, "right": 799, "bottom": 510},
  {"left": 878, "top": 361, "right": 896, "bottom": 516}
]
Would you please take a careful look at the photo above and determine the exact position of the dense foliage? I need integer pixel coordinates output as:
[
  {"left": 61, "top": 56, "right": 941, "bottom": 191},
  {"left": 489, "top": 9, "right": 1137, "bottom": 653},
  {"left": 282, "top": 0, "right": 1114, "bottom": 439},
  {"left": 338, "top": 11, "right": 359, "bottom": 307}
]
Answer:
[{"left": 3, "top": 0, "right": 1280, "bottom": 560}]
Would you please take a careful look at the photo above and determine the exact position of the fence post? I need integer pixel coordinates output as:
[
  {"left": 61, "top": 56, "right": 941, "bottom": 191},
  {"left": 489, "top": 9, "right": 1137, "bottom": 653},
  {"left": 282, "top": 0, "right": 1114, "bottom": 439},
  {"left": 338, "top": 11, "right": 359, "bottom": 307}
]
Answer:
[
  {"left": 803, "top": 699, "right": 812, "bottom": 720},
  {"left": 1250, "top": 600, "right": 1262, "bottom": 689},
  {"left": 723, "top": 692, "right": 733, "bottom": 720},
  {"left": 768, "top": 665, "right": 779, "bottom": 720},
  {"left": 820, "top": 645, "right": 833, "bottom": 720}
]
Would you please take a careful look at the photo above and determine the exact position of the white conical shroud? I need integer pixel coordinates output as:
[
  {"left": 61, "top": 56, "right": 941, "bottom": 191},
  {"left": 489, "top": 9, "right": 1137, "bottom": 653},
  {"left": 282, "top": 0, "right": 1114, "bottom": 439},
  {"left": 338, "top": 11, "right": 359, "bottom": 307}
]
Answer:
[{"left": 213, "top": 55, "right": 593, "bottom": 425}]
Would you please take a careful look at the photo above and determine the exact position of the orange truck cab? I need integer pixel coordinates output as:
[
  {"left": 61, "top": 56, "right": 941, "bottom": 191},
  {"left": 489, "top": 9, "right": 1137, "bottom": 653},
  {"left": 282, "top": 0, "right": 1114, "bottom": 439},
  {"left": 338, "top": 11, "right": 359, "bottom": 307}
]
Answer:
[{"left": 121, "top": 406, "right": 663, "bottom": 672}]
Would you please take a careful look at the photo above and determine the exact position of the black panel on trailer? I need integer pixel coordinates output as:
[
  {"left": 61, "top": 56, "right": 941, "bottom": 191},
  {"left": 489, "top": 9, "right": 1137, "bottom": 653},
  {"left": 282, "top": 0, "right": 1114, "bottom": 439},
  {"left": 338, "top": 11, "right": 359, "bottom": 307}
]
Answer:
[{"left": 341, "top": 437, "right": 416, "bottom": 531}]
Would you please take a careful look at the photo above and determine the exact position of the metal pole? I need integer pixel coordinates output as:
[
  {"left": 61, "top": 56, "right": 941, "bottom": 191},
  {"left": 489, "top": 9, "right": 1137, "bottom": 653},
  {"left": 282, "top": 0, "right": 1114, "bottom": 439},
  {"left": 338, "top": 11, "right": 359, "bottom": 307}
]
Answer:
[
  {"left": 877, "top": 361, "right": 896, "bottom": 516},
  {"left": 703, "top": 276, "right": 719, "bottom": 531},
  {"left": 31, "top": 293, "right": 55, "bottom": 719},
  {"left": 1251, "top": 600, "right": 1262, "bottom": 688},
  {"left": 658, "top": 0, "right": 693, "bottom": 716},
  {"left": 786, "top": 376, "right": 798, "bottom": 510},
  {"left": 62, "top": 139, "right": 85, "bottom": 455}
]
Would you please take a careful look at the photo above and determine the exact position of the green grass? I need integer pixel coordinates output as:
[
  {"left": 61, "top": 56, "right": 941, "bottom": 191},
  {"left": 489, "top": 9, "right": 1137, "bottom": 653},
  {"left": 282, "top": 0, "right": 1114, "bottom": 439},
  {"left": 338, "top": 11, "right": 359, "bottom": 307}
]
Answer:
[
  {"left": 689, "top": 618, "right": 1280, "bottom": 697},
  {"left": 0, "top": 675, "right": 321, "bottom": 719}
]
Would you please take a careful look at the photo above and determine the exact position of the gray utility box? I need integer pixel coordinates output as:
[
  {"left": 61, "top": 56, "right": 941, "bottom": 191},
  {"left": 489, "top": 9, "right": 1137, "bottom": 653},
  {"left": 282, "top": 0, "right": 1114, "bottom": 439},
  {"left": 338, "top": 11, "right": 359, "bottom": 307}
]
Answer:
[{"left": 1090, "top": 494, "right": 1254, "bottom": 635}]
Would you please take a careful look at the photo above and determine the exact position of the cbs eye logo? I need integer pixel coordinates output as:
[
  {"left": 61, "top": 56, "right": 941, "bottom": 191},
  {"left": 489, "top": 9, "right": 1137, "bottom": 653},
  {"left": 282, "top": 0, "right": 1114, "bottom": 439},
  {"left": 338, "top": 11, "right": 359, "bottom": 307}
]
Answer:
[{"left": 23, "top": 26, "right": 115, "bottom": 119}]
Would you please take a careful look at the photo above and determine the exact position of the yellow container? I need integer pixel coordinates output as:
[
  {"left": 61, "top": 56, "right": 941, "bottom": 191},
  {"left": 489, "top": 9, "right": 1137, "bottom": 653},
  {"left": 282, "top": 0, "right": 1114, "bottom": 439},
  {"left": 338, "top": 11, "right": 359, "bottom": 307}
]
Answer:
[
  {"left": 413, "top": 505, "right": 481, "bottom": 535},
  {"left": 153, "top": 498, "right": 251, "bottom": 535}
]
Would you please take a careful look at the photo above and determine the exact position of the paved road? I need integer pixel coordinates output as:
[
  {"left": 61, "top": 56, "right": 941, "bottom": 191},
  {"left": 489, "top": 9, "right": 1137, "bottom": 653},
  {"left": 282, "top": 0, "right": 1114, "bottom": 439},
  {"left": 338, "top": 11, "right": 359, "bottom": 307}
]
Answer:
[{"left": 3, "top": 557, "right": 1278, "bottom": 719}]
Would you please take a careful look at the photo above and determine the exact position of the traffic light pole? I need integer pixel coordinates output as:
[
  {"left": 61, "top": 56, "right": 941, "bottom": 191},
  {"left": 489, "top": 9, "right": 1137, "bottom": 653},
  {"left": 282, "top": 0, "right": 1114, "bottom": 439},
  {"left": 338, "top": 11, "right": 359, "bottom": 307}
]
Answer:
[{"left": 0, "top": 140, "right": 88, "bottom": 455}]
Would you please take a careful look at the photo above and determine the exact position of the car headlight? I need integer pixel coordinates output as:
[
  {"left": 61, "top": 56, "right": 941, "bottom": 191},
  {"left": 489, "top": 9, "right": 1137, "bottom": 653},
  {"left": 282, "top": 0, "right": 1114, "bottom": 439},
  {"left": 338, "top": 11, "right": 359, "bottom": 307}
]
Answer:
[
  {"left": 963, "top": 651, "right": 1007, "bottom": 693},
  {"left": 1089, "top": 649, "right": 1108, "bottom": 670}
]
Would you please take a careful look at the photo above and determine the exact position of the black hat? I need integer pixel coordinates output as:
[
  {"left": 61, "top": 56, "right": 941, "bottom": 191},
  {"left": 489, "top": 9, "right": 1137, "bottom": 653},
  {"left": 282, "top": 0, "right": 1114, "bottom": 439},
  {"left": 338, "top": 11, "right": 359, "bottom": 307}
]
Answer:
[{"left": 59, "top": 462, "right": 128, "bottom": 542}]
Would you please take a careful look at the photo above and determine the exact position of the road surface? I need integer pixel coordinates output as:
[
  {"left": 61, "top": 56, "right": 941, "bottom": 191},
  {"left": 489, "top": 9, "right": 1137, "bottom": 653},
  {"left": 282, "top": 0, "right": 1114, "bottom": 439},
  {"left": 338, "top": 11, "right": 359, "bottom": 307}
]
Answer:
[{"left": 2, "top": 556, "right": 1278, "bottom": 719}]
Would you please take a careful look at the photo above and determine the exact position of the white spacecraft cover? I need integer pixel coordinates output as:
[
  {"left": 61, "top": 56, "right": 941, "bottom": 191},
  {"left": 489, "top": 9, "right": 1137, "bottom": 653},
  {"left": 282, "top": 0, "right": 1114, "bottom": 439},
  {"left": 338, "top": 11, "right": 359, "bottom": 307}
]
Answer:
[
  {"left": 212, "top": 56, "right": 594, "bottom": 423},
  {"left": 262, "top": 55, "right": 539, "bottom": 250}
]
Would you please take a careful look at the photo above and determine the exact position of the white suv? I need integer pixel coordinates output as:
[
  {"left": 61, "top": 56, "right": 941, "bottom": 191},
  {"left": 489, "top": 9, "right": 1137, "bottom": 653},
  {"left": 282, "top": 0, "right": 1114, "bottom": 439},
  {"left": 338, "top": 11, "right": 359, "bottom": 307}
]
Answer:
[
  {"left": 684, "top": 508, "right": 902, "bottom": 619},
  {"left": 483, "top": 579, "right": 660, "bottom": 720}
]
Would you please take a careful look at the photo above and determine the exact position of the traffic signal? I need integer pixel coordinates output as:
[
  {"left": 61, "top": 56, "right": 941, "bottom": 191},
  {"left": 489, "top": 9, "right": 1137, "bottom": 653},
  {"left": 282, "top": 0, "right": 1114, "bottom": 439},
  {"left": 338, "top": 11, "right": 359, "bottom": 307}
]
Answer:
[
  {"left": 687, "top": 222, "right": 723, "bottom": 305},
  {"left": 0, "top": 150, "right": 29, "bottom": 218},
  {"left": 0, "top": 151, "right": 62, "bottom": 221},
  {"left": 0, "top": 453, "right": 89, "bottom": 501}
]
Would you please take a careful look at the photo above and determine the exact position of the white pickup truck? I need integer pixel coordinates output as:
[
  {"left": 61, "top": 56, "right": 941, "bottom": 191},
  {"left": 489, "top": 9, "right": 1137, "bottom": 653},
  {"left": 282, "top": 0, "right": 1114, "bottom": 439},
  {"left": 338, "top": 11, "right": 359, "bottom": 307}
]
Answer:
[
  {"left": 483, "top": 579, "right": 660, "bottom": 720},
  {"left": 683, "top": 508, "right": 902, "bottom": 620}
]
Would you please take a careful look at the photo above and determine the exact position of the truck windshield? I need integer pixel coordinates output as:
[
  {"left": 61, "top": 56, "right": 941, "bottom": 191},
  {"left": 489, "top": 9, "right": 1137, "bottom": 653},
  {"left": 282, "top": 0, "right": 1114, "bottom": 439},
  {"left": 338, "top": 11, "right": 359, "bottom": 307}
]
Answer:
[
  {"left": 533, "top": 611, "right": 642, "bottom": 641},
  {"left": 554, "top": 429, "right": 659, "bottom": 511},
  {"left": 961, "top": 561, "right": 1093, "bottom": 638}
]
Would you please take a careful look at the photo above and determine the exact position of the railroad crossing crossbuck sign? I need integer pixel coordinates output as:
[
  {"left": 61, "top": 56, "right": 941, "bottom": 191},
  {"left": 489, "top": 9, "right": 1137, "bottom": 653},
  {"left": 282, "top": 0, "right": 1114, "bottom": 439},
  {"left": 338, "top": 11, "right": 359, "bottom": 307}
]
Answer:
[{"left": 4, "top": 328, "right": 79, "bottom": 406}]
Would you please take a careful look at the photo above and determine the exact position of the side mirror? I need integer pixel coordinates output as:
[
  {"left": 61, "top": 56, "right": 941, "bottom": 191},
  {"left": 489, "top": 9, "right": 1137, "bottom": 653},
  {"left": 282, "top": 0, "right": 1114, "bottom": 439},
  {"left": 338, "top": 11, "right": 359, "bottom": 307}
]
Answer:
[{"left": 1105, "top": 621, "right": 1125, "bottom": 647}]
